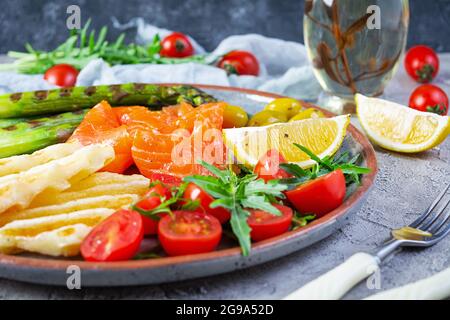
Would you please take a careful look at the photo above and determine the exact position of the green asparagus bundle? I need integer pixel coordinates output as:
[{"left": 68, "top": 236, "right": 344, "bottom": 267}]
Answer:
[
  {"left": 0, "top": 110, "right": 88, "bottom": 158},
  {"left": 0, "top": 83, "right": 216, "bottom": 119},
  {"left": 0, "top": 84, "right": 217, "bottom": 158}
]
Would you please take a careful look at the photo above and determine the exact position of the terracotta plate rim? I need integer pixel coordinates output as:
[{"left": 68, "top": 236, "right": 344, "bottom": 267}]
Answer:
[{"left": 0, "top": 84, "right": 378, "bottom": 272}]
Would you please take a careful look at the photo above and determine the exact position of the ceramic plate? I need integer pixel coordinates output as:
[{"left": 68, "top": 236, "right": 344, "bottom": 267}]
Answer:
[{"left": 0, "top": 85, "right": 377, "bottom": 286}]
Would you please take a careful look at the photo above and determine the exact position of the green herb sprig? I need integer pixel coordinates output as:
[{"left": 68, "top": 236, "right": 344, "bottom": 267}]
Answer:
[
  {"left": 0, "top": 20, "right": 214, "bottom": 74},
  {"left": 184, "top": 161, "right": 288, "bottom": 256},
  {"left": 131, "top": 182, "right": 199, "bottom": 219},
  {"left": 280, "top": 144, "right": 371, "bottom": 186},
  {"left": 292, "top": 213, "right": 316, "bottom": 230}
]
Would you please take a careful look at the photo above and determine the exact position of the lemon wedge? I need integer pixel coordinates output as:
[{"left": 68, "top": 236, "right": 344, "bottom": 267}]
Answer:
[
  {"left": 356, "top": 94, "right": 450, "bottom": 153},
  {"left": 223, "top": 115, "right": 350, "bottom": 168}
]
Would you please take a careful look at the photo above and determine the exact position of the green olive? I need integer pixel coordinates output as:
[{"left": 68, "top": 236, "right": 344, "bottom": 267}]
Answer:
[
  {"left": 248, "top": 110, "right": 288, "bottom": 127},
  {"left": 289, "top": 108, "right": 325, "bottom": 122},
  {"left": 223, "top": 105, "right": 249, "bottom": 128},
  {"left": 264, "top": 98, "right": 303, "bottom": 118}
]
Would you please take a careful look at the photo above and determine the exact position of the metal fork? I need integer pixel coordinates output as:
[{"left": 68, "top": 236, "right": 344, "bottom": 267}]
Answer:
[{"left": 285, "top": 183, "right": 450, "bottom": 300}]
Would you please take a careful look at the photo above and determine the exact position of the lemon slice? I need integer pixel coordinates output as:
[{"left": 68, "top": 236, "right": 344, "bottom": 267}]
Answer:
[
  {"left": 223, "top": 115, "right": 350, "bottom": 168},
  {"left": 356, "top": 94, "right": 450, "bottom": 153}
]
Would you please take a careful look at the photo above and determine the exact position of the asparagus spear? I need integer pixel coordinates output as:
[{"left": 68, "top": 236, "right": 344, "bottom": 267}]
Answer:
[
  {"left": 0, "top": 110, "right": 89, "bottom": 158},
  {"left": 0, "top": 83, "right": 216, "bottom": 119}
]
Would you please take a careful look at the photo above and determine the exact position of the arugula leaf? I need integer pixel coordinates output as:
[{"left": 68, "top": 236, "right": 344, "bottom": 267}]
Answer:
[
  {"left": 292, "top": 213, "right": 316, "bottom": 230},
  {"left": 131, "top": 182, "right": 190, "bottom": 218},
  {"left": 245, "top": 179, "right": 286, "bottom": 198},
  {"left": 230, "top": 207, "right": 252, "bottom": 256},
  {"left": 241, "top": 195, "right": 281, "bottom": 215},
  {"left": 294, "top": 143, "right": 334, "bottom": 170},
  {"left": 280, "top": 163, "right": 311, "bottom": 179},
  {"left": 184, "top": 162, "right": 288, "bottom": 256},
  {"left": 281, "top": 144, "right": 370, "bottom": 187}
]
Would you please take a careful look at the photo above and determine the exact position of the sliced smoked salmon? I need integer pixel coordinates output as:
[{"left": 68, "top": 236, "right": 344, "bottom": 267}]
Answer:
[
  {"left": 70, "top": 101, "right": 227, "bottom": 178},
  {"left": 132, "top": 102, "right": 227, "bottom": 180},
  {"left": 69, "top": 101, "right": 133, "bottom": 174}
]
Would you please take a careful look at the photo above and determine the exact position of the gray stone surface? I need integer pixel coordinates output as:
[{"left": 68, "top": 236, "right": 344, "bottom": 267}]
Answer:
[{"left": 0, "top": 53, "right": 449, "bottom": 298}]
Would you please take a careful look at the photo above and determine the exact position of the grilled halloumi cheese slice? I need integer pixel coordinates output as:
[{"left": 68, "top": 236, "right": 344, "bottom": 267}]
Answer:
[
  {"left": 0, "top": 208, "right": 114, "bottom": 256},
  {"left": 29, "top": 172, "right": 149, "bottom": 208},
  {"left": 0, "top": 193, "right": 140, "bottom": 227},
  {"left": 0, "top": 143, "right": 83, "bottom": 177},
  {"left": 0, "top": 144, "right": 114, "bottom": 213}
]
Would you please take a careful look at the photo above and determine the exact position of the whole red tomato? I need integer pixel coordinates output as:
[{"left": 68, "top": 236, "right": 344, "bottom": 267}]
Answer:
[
  {"left": 182, "top": 183, "right": 231, "bottom": 224},
  {"left": 218, "top": 50, "right": 260, "bottom": 76},
  {"left": 286, "top": 170, "right": 346, "bottom": 218},
  {"left": 409, "top": 84, "right": 448, "bottom": 115},
  {"left": 254, "top": 149, "right": 292, "bottom": 182},
  {"left": 247, "top": 204, "right": 293, "bottom": 242},
  {"left": 158, "top": 211, "right": 222, "bottom": 256},
  {"left": 44, "top": 64, "right": 79, "bottom": 87},
  {"left": 160, "top": 32, "right": 194, "bottom": 58},
  {"left": 404, "top": 46, "right": 439, "bottom": 83},
  {"left": 81, "top": 209, "right": 144, "bottom": 262}
]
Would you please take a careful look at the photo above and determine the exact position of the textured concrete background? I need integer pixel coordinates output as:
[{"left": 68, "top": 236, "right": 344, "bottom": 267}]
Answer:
[{"left": 0, "top": 0, "right": 450, "bottom": 53}]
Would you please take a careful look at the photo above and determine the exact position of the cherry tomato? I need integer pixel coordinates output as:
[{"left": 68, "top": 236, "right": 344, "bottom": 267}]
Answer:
[
  {"left": 254, "top": 149, "right": 291, "bottom": 182},
  {"left": 158, "top": 211, "right": 222, "bottom": 256},
  {"left": 218, "top": 50, "right": 260, "bottom": 76},
  {"left": 247, "top": 204, "right": 293, "bottom": 242},
  {"left": 160, "top": 32, "right": 194, "bottom": 58},
  {"left": 405, "top": 46, "right": 439, "bottom": 83},
  {"left": 44, "top": 64, "right": 79, "bottom": 87},
  {"left": 286, "top": 170, "right": 346, "bottom": 218},
  {"left": 81, "top": 209, "right": 144, "bottom": 262},
  {"left": 182, "top": 183, "right": 231, "bottom": 224},
  {"left": 135, "top": 183, "right": 172, "bottom": 235},
  {"left": 409, "top": 84, "right": 448, "bottom": 115}
]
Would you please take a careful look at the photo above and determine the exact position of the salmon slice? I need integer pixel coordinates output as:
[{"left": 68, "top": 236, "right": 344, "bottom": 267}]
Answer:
[
  {"left": 114, "top": 106, "right": 177, "bottom": 137},
  {"left": 69, "top": 101, "right": 133, "bottom": 174},
  {"left": 132, "top": 102, "right": 227, "bottom": 180}
]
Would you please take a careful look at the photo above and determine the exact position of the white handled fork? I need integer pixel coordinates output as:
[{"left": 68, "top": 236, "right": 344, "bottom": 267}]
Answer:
[{"left": 285, "top": 183, "right": 450, "bottom": 300}]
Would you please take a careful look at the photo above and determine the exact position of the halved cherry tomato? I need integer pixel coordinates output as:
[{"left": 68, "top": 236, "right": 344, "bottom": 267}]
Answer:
[
  {"left": 405, "top": 45, "right": 439, "bottom": 83},
  {"left": 160, "top": 32, "right": 194, "bottom": 58},
  {"left": 81, "top": 209, "right": 144, "bottom": 262},
  {"left": 44, "top": 64, "right": 79, "bottom": 87},
  {"left": 158, "top": 211, "right": 222, "bottom": 256},
  {"left": 218, "top": 50, "right": 260, "bottom": 76},
  {"left": 286, "top": 170, "right": 346, "bottom": 218},
  {"left": 254, "top": 149, "right": 292, "bottom": 182},
  {"left": 182, "top": 183, "right": 230, "bottom": 224},
  {"left": 135, "top": 183, "right": 172, "bottom": 235},
  {"left": 247, "top": 204, "right": 293, "bottom": 242}
]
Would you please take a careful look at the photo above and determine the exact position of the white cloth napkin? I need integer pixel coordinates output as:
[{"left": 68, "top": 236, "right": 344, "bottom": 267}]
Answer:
[{"left": 0, "top": 18, "right": 322, "bottom": 101}]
